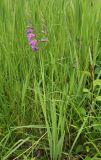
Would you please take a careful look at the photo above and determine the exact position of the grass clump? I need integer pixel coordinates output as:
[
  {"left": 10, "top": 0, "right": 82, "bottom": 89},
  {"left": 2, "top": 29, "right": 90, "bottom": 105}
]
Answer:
[{"left": 0, "top": 0, "right": 101, "bottom": 159}]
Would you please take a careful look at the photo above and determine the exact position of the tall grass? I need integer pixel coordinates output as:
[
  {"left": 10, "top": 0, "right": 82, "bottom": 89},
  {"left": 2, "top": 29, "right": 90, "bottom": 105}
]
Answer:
[{"left": 0, "top": 0, "right": 101, "bottom": 159}]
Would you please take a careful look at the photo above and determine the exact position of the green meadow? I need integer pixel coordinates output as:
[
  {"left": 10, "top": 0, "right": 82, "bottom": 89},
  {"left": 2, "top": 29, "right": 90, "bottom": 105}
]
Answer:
[{"left": 0, "top": 0, "right": 101, "bottom": 159}]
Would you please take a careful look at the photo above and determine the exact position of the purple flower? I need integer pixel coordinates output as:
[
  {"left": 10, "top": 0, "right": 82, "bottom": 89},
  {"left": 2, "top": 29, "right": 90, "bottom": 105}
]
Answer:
[
  {"left": 26, "top": 21, "right": 48, "bottom": 52},
  {"left": 27, "top": 33, "right": 35, "bottom": 41}
]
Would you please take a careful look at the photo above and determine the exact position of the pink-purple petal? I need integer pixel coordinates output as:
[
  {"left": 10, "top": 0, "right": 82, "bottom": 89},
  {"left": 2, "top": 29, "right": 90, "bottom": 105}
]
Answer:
[
  {"left": 27, "top": 33, "right": 35, "bottom": 41},
  {"left": 31, "top": 45, "right": 38, "bottom": 51},
  {"left": 27, "top": 29, "right": 33, "bottom": 34},
  {"left": 29, "top": 40, "right": 37, "bottom": 46}
]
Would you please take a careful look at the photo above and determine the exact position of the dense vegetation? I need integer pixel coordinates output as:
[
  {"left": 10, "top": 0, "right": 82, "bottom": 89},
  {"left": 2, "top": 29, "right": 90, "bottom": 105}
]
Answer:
[{"left": 0, "top": 0, "right": 101, "bottom": 159}]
